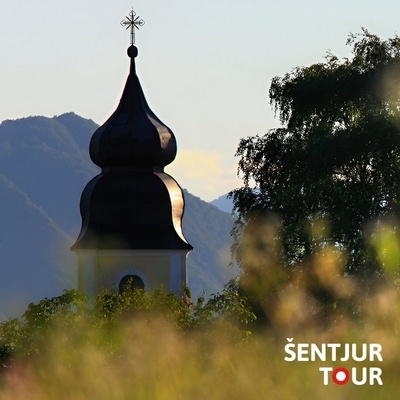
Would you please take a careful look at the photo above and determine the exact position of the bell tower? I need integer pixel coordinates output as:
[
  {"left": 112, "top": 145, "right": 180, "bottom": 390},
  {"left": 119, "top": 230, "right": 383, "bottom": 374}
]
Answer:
[{"left": 71, "top": 10, "right": 192, "bottom": 296}]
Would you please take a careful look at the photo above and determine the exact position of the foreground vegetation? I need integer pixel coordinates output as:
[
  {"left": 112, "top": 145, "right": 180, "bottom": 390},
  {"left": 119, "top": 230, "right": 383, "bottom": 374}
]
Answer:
[{"left": 0, "top": 238, "right": 399, "bottom": 399}]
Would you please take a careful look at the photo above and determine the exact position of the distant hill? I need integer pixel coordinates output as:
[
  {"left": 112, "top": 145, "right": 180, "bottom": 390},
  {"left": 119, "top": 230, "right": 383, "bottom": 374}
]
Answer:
[
  {"left": 0, "top": 173, "right": 73, "bottom": 318},
  {"left": 0, "top": 114, "right": 99, "bottom": 235},
  {"left": 0, "top": 113, "right": 238, "bottom": 319},
  {"left": 209, "top": 193, "right": 234, "bottom": 214},
  {"left": 183, "top": 191, "right": 238, "bottom": 296}
]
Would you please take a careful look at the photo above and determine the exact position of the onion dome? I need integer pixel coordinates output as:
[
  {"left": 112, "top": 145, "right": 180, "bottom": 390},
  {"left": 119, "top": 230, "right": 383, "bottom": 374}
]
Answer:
[{"left": 72, "top": 45, "right": 192, "bottom": 251}]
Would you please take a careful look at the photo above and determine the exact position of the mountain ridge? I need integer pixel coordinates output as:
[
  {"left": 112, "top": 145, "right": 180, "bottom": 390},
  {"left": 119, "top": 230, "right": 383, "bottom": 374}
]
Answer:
[{"left": 210, "top": 193, "right": 234, "bottom": 214}]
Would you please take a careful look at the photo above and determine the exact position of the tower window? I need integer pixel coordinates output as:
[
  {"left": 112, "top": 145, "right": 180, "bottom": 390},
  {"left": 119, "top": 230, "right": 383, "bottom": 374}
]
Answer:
[{"left": 118, "top": 274, "right": 145, "bottom": 294}]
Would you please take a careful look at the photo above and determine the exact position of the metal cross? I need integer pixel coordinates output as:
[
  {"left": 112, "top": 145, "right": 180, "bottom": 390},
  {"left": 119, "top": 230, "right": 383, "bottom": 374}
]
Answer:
[{"left": 120, "top": 9, "right": 145, "bottom": 45}]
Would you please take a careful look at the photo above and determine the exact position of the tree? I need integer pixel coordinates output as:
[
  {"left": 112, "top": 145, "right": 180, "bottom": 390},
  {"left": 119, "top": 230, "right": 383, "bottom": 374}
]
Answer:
[
  {"left": 0, "top": 285, "right": 256, "bottom": 369},
  {"left": 231, "top": 29, "right": 400, "bottom": 275}
]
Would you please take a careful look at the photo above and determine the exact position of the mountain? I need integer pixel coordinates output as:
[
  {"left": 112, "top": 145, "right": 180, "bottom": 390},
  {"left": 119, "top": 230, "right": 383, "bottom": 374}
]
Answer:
[
  {"left": 0, "top": 173, "right": 74, "bottom": 319},
  {"left": 0, "top": 113, "right": 238, "bottom": 319},
  {"left": 0, "top": 114, "right": 99, "bottom": 236},
  {"left": 183, "top": 191, "right": 238, "bottom": 296},
  {"left": 210, "top": 193, "right": 234, "bottom": 214}
]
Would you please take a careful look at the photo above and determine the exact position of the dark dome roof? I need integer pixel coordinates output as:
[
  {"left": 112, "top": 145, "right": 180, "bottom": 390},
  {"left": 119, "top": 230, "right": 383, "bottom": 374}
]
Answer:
[
  {"left": 72, "top": 45, "right": 192, "bottom": 251},
  {"left": 89, "top": 45, "right": 177, "bottom": 168},
  {"left": 72, "top": 169, "right": 192, "bottom": 250}
]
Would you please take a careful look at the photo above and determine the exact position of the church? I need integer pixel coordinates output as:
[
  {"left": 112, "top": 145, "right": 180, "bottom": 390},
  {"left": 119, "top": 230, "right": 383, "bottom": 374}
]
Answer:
[{"left": 71, "top": 10, "right": 193, "bottom": 296}]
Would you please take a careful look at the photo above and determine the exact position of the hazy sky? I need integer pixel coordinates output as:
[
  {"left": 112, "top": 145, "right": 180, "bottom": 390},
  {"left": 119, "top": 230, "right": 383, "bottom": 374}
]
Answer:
[{"left": 1, "top": 1, "right": 400, "bottom": 200}]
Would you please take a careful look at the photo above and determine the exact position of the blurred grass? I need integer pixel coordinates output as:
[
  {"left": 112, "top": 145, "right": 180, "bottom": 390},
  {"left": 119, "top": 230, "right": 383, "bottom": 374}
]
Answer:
[
  {"left": 1, "top": 311, "right": 398, "bottom": 399},
  {"left": 0, "top": 218, "right": 399, "bottom": 399}
]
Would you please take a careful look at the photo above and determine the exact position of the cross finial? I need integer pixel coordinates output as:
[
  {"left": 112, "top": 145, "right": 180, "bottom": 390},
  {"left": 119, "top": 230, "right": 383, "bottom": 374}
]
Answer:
[{"left": 120, "top": 9, "right": 145, "bottom": 45}]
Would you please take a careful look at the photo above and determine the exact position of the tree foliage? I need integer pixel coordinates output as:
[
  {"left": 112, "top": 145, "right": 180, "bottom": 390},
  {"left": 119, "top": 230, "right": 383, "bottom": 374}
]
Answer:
[
  {"left": 231, "top": 29, "right": 400, "bottom": 274},
  {"left": 0, "top": 284, "right": 255, "bottom": 369}
]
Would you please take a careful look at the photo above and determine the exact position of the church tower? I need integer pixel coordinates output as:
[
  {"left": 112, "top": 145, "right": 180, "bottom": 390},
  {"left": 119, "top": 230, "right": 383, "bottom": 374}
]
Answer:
[{"left": 71, "top": 11, "right": 192, "bottom": 296}]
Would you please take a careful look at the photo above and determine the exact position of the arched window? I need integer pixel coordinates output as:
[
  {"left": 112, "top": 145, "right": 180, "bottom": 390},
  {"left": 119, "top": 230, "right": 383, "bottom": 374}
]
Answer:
[{"left": 118, "top": 274, "right": 145, "bottom": 294}]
